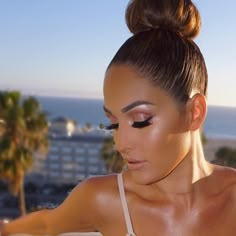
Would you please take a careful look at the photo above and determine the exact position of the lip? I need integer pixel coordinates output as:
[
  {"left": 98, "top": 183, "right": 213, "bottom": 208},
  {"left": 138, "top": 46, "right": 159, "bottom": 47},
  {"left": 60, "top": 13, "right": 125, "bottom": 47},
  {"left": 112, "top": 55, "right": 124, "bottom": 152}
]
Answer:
[{"left": 126, "top": 159, "right": 146, "bottom": 170}]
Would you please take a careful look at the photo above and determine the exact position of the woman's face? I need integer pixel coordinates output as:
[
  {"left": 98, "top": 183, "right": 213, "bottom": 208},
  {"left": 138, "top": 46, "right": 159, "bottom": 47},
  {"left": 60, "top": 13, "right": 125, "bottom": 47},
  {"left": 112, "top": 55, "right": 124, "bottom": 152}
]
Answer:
[{"left": 103, "top": 64, "right": 191, "bottom": 184}]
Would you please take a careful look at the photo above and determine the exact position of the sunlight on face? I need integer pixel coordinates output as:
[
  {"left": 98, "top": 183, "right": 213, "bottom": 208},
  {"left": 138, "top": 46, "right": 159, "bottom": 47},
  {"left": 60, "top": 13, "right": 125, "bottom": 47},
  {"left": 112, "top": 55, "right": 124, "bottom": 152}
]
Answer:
[{"left": 103, "top": 65, "right": 192, "bottom": 184}]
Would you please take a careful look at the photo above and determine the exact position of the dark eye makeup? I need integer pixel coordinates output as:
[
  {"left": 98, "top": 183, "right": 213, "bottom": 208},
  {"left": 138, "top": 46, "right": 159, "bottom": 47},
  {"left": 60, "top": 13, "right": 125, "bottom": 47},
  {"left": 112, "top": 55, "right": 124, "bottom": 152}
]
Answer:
[
  {"left": 104, "top": 116, "right": 153, "bottom": 130},
  {"left": 131, "top": 116, "right": 153, "bottom": 128},
  {"left": 104, "top": 123, "right": 119, "bottom": 130}
]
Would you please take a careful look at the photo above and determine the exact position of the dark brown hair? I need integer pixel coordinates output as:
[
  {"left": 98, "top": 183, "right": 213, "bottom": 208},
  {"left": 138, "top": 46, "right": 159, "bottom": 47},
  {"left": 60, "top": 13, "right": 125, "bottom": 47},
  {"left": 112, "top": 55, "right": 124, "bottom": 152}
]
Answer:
[{"left": 107, "top": 0, "right": 208, "bottom": 104}]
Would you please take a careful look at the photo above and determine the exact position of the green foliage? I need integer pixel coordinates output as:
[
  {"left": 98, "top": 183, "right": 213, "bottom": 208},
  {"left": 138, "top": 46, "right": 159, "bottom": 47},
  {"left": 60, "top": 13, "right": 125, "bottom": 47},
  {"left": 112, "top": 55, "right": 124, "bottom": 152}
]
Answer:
[
  {"left": 214, "top": 146, "right": 236, "bottom": 168},
  {"left": 0, "top": 90, "right": 49, "bottom": 215}
]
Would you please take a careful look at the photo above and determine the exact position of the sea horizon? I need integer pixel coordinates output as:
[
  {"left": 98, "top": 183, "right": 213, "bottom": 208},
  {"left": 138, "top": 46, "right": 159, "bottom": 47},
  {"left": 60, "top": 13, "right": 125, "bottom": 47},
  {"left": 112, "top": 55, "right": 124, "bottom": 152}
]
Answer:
[{"left": 34, "top": 95, "right": 236, "bottom": 140}]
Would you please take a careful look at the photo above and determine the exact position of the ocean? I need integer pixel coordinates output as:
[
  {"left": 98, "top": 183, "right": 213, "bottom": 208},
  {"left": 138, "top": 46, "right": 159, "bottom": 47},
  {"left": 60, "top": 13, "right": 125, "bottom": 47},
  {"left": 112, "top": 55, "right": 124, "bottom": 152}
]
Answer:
[{"left": 36, "top": 96, "right": 236, "bottom": 140}]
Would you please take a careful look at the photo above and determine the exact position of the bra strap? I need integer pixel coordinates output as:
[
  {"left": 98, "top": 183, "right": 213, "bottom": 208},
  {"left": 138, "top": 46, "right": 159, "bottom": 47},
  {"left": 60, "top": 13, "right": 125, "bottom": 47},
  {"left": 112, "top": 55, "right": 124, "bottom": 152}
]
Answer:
[{"left": 117, "top": 173, "right": 136, "bottom": 236}]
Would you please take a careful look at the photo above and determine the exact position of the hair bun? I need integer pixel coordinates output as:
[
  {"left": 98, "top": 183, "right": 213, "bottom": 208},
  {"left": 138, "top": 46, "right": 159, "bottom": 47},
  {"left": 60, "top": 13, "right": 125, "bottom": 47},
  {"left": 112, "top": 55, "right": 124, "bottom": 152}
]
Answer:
[{"left": 125, "top": 0, "right": 201, "bottom": 39}]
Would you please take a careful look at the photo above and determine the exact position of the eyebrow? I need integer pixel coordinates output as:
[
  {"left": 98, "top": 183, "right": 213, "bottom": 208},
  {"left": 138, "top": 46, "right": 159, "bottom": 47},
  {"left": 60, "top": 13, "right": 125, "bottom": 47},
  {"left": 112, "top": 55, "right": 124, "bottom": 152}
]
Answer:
[{"left": 103, "top": 100, "right": 155, "bottom": 115}]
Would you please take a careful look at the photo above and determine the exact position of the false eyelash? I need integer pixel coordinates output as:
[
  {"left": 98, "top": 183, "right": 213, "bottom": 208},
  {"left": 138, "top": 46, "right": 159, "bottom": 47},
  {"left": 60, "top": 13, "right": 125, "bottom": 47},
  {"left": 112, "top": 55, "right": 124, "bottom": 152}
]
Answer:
[
  {"left": 104, "top": 116, "right": 153, "bottom": 130},
  {"left": 132, "top": 116, "right": 153, "bottom": 129},
  {"left": 104, "top": 123, "right": 119, "bottom": 130}
]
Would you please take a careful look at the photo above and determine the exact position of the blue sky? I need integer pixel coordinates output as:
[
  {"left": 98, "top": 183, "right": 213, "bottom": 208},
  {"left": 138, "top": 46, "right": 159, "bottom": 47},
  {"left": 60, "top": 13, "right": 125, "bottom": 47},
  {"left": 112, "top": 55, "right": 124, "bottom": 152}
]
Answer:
[{"left": 0, "top": 0, "right": 236, "bottom": 107}]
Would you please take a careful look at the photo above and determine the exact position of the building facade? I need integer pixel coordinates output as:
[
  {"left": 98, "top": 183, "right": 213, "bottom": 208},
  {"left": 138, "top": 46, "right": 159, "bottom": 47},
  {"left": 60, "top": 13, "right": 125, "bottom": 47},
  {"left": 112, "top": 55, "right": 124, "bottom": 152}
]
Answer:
[{"left": 26, "top": 118, "right": 110, "bottom": 185}]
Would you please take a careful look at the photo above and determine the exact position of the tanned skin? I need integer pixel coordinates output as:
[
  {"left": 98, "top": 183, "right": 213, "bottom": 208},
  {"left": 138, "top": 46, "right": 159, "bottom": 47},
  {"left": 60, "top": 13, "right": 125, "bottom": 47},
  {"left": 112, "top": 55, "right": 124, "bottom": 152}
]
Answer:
[{"left": 2, "top": 65, "right": 236, "bottom": 236}]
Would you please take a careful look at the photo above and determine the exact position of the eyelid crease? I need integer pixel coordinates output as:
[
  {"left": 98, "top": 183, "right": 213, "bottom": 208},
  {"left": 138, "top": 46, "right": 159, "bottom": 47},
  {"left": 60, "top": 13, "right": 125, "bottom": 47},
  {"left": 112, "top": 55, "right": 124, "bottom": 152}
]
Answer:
[
  {"left": 121, "top": 100, "right": 155, "bottom": 113},
  {"left": 132, "top": 116, "right": 153, "bottom": 128}
]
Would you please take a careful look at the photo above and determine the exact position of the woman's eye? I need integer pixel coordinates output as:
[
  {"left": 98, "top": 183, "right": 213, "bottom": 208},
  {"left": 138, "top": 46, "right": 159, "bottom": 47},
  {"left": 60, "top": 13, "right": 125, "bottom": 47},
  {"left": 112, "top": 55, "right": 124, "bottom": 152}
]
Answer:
[
  {"left": 131, "top": 116, "right": 153, "bottom": 129},
  {"left": 104, "top": 123, "right": 119, "bottom": 130}
]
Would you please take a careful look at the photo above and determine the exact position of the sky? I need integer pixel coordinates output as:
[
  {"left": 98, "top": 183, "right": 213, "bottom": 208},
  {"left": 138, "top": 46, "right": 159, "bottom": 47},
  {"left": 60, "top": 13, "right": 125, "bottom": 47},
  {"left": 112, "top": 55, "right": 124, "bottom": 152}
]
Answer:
[{"left": 0, "top": 0, "right": 236, "bottom": 107}]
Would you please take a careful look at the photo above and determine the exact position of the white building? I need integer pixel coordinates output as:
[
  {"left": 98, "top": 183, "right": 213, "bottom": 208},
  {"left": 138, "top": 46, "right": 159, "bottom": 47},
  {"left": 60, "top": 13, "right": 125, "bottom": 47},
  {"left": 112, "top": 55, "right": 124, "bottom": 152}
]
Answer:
[
  {"left": 48, "top": 117, "right": 77, "bottom": 137},
  {"left": 26, "top": 117, "right": 111, "bottom": 185},
  {"left": 27, "top": 133, "right": 108, "bottom": 185}
]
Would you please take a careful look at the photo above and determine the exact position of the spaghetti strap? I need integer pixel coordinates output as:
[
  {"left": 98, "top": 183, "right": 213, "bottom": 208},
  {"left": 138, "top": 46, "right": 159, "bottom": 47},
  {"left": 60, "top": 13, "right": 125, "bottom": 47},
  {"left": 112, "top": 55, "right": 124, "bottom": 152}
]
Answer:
[{"left": 117, "top": 173, "right": 136, "bottom": 236}]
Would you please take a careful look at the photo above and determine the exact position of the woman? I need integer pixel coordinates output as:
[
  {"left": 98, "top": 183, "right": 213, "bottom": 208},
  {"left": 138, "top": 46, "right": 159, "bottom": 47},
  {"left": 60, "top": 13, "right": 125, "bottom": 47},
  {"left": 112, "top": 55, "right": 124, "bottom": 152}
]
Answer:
[{"left": 2, "top": 0, "right": 236, "bottom": 235}]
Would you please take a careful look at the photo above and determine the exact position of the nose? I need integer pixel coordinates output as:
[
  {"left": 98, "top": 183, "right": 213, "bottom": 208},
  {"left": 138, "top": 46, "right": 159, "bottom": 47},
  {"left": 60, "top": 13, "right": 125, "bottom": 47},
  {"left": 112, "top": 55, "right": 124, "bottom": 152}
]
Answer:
[{"left": 113, "top": 125, "right": 131, "bottom": 154}]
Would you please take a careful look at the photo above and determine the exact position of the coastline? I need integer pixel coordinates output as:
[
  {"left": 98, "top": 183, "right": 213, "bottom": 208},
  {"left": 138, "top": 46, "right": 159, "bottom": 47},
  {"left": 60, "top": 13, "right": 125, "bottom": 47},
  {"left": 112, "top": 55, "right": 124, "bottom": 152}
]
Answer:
[{"left": 203, "top": 136, "right": 236, "bottom": 162}]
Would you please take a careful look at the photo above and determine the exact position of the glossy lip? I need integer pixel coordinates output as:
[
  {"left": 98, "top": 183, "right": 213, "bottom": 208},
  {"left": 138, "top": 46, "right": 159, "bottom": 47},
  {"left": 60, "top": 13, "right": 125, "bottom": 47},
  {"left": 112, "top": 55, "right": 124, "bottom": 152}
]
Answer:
[{"left": 126, "top": 159, "right": 147, "bottom": 170}]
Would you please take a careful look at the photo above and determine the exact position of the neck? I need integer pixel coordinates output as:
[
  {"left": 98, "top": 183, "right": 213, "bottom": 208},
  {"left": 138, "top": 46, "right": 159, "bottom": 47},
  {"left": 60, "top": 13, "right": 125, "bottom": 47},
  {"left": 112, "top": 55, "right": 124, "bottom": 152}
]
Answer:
[{"left": 155, "top": 132, "right": 213, "bottom": 198}]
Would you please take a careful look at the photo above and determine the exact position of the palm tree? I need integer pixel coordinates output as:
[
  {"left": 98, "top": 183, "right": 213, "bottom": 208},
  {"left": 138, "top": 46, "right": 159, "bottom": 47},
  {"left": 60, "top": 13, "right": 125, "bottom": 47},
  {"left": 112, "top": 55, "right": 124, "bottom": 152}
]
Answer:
[
  {"left": 0, "top": 91, "right": 49, "bottom": 215},
  {"left": 100, "top": 136, "right": 124, "bottom": 173}
]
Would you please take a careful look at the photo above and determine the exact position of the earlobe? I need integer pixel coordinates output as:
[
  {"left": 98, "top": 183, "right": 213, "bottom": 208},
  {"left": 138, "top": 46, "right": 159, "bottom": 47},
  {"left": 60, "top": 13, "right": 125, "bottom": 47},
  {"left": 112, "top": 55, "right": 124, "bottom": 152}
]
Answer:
[{"left": 188, "top": 94, "right": 207, "bottom": 131}]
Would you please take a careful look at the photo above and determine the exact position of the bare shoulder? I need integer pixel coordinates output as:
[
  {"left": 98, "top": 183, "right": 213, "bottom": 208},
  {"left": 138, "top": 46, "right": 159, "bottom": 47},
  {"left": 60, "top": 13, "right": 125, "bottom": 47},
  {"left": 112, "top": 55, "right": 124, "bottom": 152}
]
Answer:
[
  {"left": 78, "top": 174, "right": 123, "bottom": 231},
  {"left": 46, "top": 174, "right": 120, "bottom": 233},
  {"left": 1, "top": 174, "right": 120, "bottom": 235},
  {"left": 64, "top": 173, "right": 119, "bottom": 213},
  {"left": 212, "top": 165, "right": 236, "bottom": 195},
  {"left": 83, "top": 173, "right": 121, "bottom": 209},
  {"left": 82, "top": 173, "right": 118, "bottom": 188},
  {"left": 214, "top": 165, "right": 236, "bottom": 181},
  {"left": 77, "top": 173, "right": 119, "bottom": 200}
]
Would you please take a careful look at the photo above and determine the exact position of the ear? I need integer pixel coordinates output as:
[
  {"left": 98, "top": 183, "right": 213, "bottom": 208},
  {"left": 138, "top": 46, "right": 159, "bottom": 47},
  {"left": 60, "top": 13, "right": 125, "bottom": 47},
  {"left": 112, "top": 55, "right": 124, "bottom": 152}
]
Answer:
[{"left": 186, "top": 93, "right": 207, "bottom": 131}]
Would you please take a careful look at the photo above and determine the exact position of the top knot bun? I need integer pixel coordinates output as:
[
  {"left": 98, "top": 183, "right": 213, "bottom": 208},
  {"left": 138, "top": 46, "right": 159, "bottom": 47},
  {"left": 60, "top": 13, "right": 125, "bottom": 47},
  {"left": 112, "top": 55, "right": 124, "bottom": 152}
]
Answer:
[{"left": 125, "top": 0, "right": 201, "bottom": 40}]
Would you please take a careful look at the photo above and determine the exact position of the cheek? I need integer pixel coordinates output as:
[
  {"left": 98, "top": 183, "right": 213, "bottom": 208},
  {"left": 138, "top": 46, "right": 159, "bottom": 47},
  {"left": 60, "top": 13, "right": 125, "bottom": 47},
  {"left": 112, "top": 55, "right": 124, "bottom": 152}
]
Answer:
[
  {"left": 142, "top": 120, "right": 190, "bottom": 162},
  {"left": 144, "top": 126, "right": 168, "bottom": 154},
  {"left": 142, "top": 129, "right": 190, "bottom": 181},
  {"left": 144, "top": 119, "right": 171, "bottom": 146},
  {"left": 133, "top": 124, "right": 168, "bottom": 160},
  {"left": 146, "top": 114, "right": 186, "bottom": 144}
]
